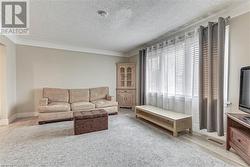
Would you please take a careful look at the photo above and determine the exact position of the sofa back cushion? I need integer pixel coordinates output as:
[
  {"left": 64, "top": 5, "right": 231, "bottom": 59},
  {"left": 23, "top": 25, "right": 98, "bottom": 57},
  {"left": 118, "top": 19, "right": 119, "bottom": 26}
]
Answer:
[
  {"left": 90, "top": 87, "right": 109, "bottom": 101},
  {"left": 43, "top": 88, "right": 69, "bottom": 103},
  {"left": 69, "top": 89, "right": 89, "bottom": 103}
]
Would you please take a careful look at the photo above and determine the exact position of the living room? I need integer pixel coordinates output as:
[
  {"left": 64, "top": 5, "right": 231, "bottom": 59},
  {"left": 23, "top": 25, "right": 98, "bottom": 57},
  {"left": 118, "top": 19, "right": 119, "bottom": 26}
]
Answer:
[{"left": 0, "top": 0, "right": 250, "bottom": 166}]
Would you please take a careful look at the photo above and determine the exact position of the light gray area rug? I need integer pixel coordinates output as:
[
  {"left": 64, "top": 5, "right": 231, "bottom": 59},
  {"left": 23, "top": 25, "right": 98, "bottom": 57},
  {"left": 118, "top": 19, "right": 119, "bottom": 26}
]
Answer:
[{"left": 0, "top": 113, "right": 233, "bottom": 167}]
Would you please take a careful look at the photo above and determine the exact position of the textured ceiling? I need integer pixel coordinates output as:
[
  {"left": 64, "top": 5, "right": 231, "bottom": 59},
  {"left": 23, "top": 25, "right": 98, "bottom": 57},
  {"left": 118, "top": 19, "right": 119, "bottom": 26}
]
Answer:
[{"left": 15, "top": 0, "right": 246, "bottom": 54}]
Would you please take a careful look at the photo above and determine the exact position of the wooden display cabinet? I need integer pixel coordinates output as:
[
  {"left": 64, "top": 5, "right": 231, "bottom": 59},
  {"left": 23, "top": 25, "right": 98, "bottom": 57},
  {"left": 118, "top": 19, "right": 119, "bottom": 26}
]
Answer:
[{"left": 116, "top": 63, "right": 136, "bottom": 108}]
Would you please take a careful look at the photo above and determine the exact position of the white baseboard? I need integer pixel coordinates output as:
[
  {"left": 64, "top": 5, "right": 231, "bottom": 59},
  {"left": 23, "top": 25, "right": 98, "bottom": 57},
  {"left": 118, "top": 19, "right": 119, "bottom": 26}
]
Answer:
[
  {"left": 0, "top": 119, "right": 9, "bottom": 125},
  {"left": 0, "top": 112, "right": 38, "bottom": 125},
  {"left": 16, "top": 112, "right": 38, "bottom": 118}
]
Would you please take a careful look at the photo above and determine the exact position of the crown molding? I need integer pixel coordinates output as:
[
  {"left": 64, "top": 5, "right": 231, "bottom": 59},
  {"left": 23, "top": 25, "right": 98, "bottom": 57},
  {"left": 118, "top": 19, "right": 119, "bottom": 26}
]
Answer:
[
  {"left": 124, "top": 48, "right": 139, "bottom": 57},
  {"left": 229, "top": 0, "right": 250, "bottom": 18},
  {"left": 5, "top": 36, "right": 126, "bottom": 57}
]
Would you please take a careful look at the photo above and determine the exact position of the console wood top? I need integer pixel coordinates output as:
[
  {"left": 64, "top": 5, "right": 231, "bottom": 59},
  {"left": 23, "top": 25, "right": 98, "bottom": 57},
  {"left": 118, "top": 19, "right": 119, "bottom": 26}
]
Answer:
[{"left": 227, "top": 113, "right": 250, "bottom": 129}]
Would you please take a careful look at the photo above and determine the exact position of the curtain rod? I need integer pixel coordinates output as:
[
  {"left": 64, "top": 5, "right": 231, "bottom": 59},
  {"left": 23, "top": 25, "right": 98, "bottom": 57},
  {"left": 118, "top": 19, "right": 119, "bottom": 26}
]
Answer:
[{"left": 140, "top": 16, "right": 230, "bottom": 51}]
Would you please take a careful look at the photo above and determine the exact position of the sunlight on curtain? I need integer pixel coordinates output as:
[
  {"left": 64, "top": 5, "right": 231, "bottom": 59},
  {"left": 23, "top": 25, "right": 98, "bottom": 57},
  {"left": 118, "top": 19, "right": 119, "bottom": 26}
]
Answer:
[{"left": 146, "top": 30, "right": 200, "bottom": 131}]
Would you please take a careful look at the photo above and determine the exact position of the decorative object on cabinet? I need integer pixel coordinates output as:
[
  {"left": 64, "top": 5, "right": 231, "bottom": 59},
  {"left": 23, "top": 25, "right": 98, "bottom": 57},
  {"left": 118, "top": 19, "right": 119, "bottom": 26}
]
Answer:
[{"left": 116, "top": 63, "right": 136, "bottom": 108}]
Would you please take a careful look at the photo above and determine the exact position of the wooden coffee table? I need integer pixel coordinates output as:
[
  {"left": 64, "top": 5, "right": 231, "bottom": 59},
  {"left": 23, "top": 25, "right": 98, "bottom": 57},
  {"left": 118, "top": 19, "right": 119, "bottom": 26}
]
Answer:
[{"left": 73, "top": 109, "right": 108, "bottom": 135}]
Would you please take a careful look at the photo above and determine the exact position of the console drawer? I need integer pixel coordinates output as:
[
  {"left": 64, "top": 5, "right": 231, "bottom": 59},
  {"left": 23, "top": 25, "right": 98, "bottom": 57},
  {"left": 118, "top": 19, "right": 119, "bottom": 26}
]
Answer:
[{"left": 230, "top": 127, "right": 250, "bottom": 156}]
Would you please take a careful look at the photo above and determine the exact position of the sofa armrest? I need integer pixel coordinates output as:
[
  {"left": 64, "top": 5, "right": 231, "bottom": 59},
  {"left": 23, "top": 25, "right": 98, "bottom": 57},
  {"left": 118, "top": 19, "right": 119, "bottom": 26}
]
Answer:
[
  {"left": 39, "top": 98, "right": 48, "bottom": 106},
  {"left": 106, "top": 95, "right": 115, "bottom": 101}
]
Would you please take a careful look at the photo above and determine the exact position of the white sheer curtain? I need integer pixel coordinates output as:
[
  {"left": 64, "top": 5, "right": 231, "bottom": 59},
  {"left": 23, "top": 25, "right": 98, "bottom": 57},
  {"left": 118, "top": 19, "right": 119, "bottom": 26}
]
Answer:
[{"left": 146, "top": 31, "right": 200, "bottom": 130}]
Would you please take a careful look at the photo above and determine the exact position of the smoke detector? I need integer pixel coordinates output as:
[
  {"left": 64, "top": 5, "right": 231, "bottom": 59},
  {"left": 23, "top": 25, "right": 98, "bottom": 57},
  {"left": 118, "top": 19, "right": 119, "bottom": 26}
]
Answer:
[{"left": 97, "top": 10, "right": 108, "bottom": 17}]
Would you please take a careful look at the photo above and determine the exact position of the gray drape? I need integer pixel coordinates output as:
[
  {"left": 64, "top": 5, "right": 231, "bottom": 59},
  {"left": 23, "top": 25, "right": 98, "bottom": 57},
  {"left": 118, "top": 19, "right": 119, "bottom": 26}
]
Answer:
[
  {"left": 139, "top": 49, "right": 146, "bottom": 105},
  {"left": 199, "top": 17, "right": 226, "bottom": 136}
]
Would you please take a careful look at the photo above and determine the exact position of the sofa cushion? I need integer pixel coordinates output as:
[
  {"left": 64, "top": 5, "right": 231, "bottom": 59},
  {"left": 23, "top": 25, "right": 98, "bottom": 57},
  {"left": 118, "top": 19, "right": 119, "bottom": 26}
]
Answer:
[
  {"left": 90, "top": 87, "right": 109, "bottom": 101},
  {"left": 71, "top": 102, "right": 95, "bottom": 111},
  {"left": 69, "top": 89, "right": 89, "bottom": 103},
  {"left": 91, "top": 99, "right": 118, "bottom": 108},
  {"left": 38, "top": 102, "right": 70, "bottom": 113},
  {"left": 43, "top": 88, "right": 69, "bottom": 103}
]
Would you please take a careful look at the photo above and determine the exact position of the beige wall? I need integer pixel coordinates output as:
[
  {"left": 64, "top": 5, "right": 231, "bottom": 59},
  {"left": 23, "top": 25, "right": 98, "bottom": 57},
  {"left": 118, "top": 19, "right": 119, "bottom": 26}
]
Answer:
[
  {"left": 0, "top": 44, "right": 5, "bottom": 120},
  {"left": 0, "top": 36, "right": 16, "bottom": 121},
  {"left": 128, "top": 54, "right": 140, "bottom": 105},
  {"left": 16, "top": 45, "right": 127, "bottom": 114},
  {"left": 228, "top": 12, "right": 250, "bottom": 112}
]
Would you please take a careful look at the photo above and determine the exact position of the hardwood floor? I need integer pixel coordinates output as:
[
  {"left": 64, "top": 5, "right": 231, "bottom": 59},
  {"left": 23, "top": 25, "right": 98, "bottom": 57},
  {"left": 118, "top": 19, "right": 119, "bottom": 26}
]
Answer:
[
  {"left": 0, "top": 109, "right": 248, "bottom": 167},
  {"left": 182, "top": 133, "right": 249, "bottom": 166}
]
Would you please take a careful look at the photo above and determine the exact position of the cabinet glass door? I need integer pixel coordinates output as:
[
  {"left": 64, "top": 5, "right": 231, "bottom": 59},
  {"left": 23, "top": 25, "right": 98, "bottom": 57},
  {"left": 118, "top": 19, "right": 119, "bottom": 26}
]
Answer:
[
  {"left": 120, "top": 67, "right": 125, "bottom": 87},
  {"left": 127, "top": 67, "right": 132, "bottom": 87}
]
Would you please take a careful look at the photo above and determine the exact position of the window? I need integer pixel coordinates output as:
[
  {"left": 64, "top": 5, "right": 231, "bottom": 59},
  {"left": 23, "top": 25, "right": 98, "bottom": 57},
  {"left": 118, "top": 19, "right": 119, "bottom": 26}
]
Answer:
[{"left": 145, "top": 31, "right": 199, "bottom": 108}]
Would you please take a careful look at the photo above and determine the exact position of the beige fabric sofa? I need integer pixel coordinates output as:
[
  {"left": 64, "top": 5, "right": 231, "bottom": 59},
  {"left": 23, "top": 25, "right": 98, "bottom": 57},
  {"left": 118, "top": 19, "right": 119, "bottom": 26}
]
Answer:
[{"left": 38, "top": 87, "right": 118, "bottom": 124}]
